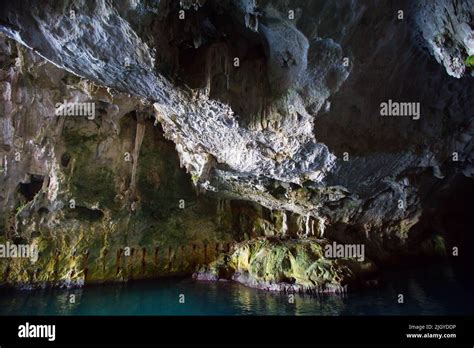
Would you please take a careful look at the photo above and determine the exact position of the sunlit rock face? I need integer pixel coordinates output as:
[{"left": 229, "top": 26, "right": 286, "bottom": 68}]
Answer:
[
  {"left": 0, "top": 0, "right": 344, "bottom": 200},
  {"left": 0, "top": 34, "right": 239, "bottom": 287},
  {"left": 194, "top": 237, "right": 378, "bottom": 293},
  {"left": 0, "top": 0, "right": 473, "bottom": 290}
]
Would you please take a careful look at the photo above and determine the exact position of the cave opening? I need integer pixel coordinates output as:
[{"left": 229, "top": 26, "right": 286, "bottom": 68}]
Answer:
[{"left": 18, "top": 174, "right": 44, "bottom": 201}]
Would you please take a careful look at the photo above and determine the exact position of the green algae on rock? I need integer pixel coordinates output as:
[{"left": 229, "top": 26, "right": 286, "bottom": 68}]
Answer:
[
  {"left": 0, "top": 0, "right": 472, "bottom": 295},
  {"left": 194, "top": 237, "right": 378, "bottom": 293}
]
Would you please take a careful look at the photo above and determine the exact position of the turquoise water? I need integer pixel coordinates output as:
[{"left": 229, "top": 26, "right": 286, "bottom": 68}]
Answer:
[{"left": 0, "top": 264, "right": 472, "bottom": 316}]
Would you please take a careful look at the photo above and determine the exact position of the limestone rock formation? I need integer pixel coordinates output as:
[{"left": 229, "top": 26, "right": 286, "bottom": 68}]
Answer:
[
  {"left": 194, "top": 237, "right": 378, "bottom": 293},
  {"left": 0, "top": 0, "right": 472, "bottom": 291}
]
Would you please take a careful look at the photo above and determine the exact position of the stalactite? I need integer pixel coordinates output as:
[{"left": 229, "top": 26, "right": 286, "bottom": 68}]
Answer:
[
  {"left": 305, "top": 214, "right": 311, "bottom": 237},
  {"left": 317, "top": 216, "right": 327, "bottom": 238},
  {"left": 130, "top": 117, "right": 146, "bottom": 195},
  {"left": 281, "top": 210, "right": 288, "bottom": 236},
  {"left": 261, "top": 103, "right": 267, "bottom": 130},
  {"left": 204, "top": 45, "right": 214, "bottom": 97}
]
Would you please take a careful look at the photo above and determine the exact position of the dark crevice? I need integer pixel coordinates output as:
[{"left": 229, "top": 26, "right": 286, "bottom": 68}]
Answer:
[
  {"left": 66, "top": 206, "right": 104, "bottom": 222},
  {"left": 18, "top": 174, "right": 44, "bottom": 201}
]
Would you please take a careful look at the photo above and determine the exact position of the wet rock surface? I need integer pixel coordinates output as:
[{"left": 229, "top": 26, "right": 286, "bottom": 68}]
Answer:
[
  {"left": 194, "top": 237, "right": 378, "bottom": 293},
  {"left": 0, "top": 0, "right": 473, "bottom": 291}
]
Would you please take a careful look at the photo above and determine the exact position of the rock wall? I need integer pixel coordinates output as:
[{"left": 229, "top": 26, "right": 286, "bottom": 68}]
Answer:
[
  {"left": 0, "top": 0, "right": 473, "bottom": 292},
  {"left": 0, "top": 35, "right": 235, "bottom": 287}
]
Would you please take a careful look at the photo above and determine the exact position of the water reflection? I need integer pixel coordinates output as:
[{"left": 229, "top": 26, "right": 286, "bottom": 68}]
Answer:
[{"left": 0, "top": 263, "right": 472, "bottom": 316}]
